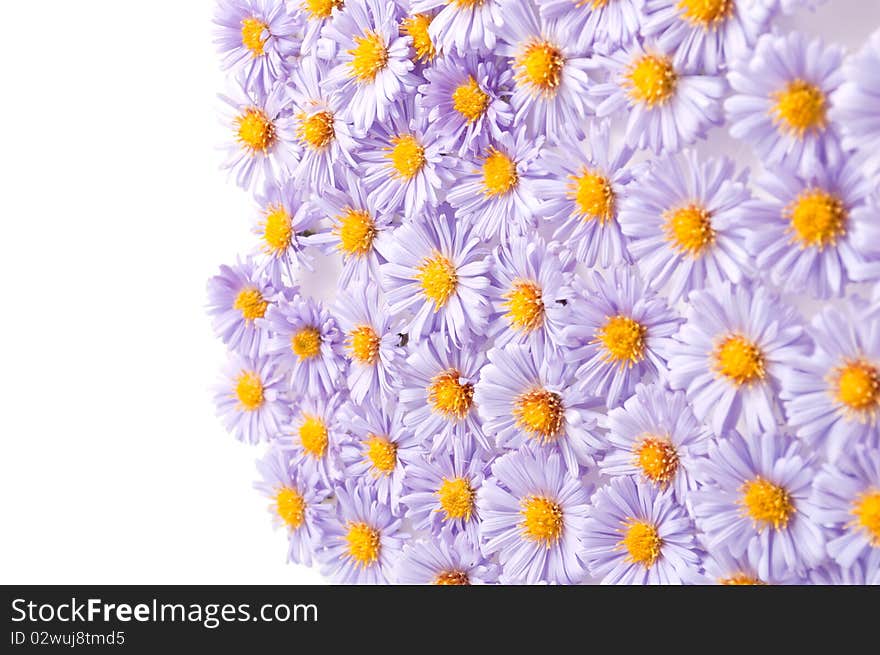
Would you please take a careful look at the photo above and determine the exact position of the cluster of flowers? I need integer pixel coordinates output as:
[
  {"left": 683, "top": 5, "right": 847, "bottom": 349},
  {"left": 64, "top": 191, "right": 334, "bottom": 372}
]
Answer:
[{"left": 208, "top": 0, "right": 880, "bottom": 584}]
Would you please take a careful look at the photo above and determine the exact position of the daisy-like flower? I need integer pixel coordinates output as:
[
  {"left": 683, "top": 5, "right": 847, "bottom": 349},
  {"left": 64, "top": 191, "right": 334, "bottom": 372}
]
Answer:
[
  {"left": 316, "top": 479, "right": 406, "bottom": 584},
  {"left": 475, "top": 341, "right": 602, "bottom": 475},
  {"left": 618, "top": 151, "right": 753, "bottom": 302},
  {"left": 641, "top": 0, "right": 772, "bottom": 74},
  {"left": 254, "top": 444, "right": 332, "bottom": 565},
  {"left": 308, "top": 170, "right": 394, "bottom": 288},
  {"left": 207, "top": 258, "right": 276, "bottom": 357},
  {"left": 264, "top": 293, "right": 345, "bottom": 395},
  {"left": 725, "top": 31, "right": 845, "bottom": 176},
  {"left": 666, "top": 281, "right": 810, "bottom": 436},
  {"left": 478, "top": 446, "right": 591, "bottom": 584},
  {"left": 832, "top": 29, "right": 880, "bottom": 175},
  {"left": 565, "top": 267, "right": 681, "bottom": 409},
  {"left": 214, "top": 0, "right": 301, "bottom": 94},
  {"left": 690, "top": 430, "right": 826, "bottom": 580},
  {"left": 486, "top": 236, "right": 575, "bottom": 349},
  {"left": 396, "top": 532, "right": 500, "bottom": 584},
  {"left": 445, "top": 129, "right": 544, "bottom": 242},
  {"left": 294, "top": 0, "right": 346, "bottom": 53},
  {"left": 536, "top": 0, "right": 645, "bottom": 53},
  {"left": 533, "top": 119, "right": 638, "bottom": 267},
  {"left": 400, "top": 11, "right": 439, "bottom": 65},
  {"left": 220, "top": 79, "right": 299, "bottom": 190},
  {"left": 251, "top": 180, "right": 321, "bottom": 286},
  {"left": 377, "top": 210, "right": 491, "bottom": 345},
  {"left": 283, "top": 392, "right": 348, "bottom": 483},
  {"left": 398, "top": 333, "right": 489, "bottom": 456},
  {"left": 215, "top": 353, "right": 291, "bottom": 444},
  {"left": 700, "top": 544, "right": 801, "bottom": 585},
  {"left": 742, "top": 158, "right": 877, "bottom": 299},
  {"left": 411, "top": 0, "right": 504, "bottom": 54},
  {"left": 339, "top": 403, "right": 421, "bottom": 511},
  {"left": 589, "top": 41, "right": 726, "bottom": 154},
  {"left": 811, "top": 445, "right": 880, "bottom": 570},
  {"left": 287, "top": 55, "right": 359, "bottom": 195},
  {"left": 358, "top": 97, "right": 455, "bottom": 216},
  {"left": 600, "top": 383, "right": 709, "bottom": 503},
  {"left": 581, "top": 475, "right": 702, "bottom": 585},
  {"left": 333, "top": 284, "right": 401, "bottom": 404},
  {"left": 495, "top": 1, "right": 593, "bottom": 143},
  {"left": 780, "top": 300, "right": 880, "bottom": 459},
  {"left": 399, "top": 447, "right": 489, "bottom": 543},
  {"left": 322, "top": 0, "right": 417, "bottom": 133},
  {"left": 419, "top": 53, "right": 513, "bottom": 155}
]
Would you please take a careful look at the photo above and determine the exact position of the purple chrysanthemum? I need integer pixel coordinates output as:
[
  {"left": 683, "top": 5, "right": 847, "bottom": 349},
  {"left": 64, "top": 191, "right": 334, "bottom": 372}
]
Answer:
[
  {"left": 478, "top": 446, "right": 591, "bottom": 584},
  {"left": 700, "top": 543, "right": 802, "bottom": 585},
  {"left": 207, "top": 258, "right": 276, "bottom": 357},
  {"left": 411, "top": 0, "right": 504, "bottom": 54},
  {"left": 536, "top": 0, "right": 644, "bottom": 53},
  {"left": 214, "top": 352, "right": 291, "bottom": 444},
  {"left": 283, "top": 391, "right": 348, "bottom": 484},
  {"left": 395, "top": 532, "right": 500, "bottom": 584},
  {"left": 832, "top": 29, "right": 880, "bottom": 175}
]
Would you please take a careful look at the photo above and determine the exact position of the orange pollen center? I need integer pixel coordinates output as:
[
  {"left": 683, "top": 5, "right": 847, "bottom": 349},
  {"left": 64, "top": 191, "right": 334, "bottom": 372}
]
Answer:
[
  {"left": 627, "top": 55, "right": 678, "bottom": 107},
  {"left": 387, "top": 134, "right": 426, "bottom": 180},
  {"left": 344, "top": 522, "right": 381, "bottom": 567},
  {"left": 291, "top": 327, "right": 322, "bottom": 360},
  {"left": 236, "top": 107, "right": 276, "bottom": 154},
  {"left": 336, "top": 208, "right": 376, "bottom": 257},
  {"left": 434, "top": 570, "right": 470, "bottom": 585},
  {"left": 262, "top": 204, "right": 293, "bottom": 255},
  {"left": 347, "top": 325, "right": 380, "bottom": 365},
  {"left": 297, "top": 110, "right": 335, "bottom": 150},
  {"left": 417, "top": 253, "right": 458, "bottom": 309},
  {"left": 786, "top": 188, "right": 847, "bottom": 250},
  {"left": 348, "top": 30, "right": 389, "bottom": 82},
  {"left": 299, "top": 414, "right": 329, "bottom": 458},
  {"left": 664, "top": 204, "right": 715, "bottom": 256},
  {"left": 304, "top": 0, "right": 344, "bottom": 20},
  {"left": 740, "top": 477, "right": 795, "bottom": 531},
  {"left": 428, "top": 369, "right": 474, "bottom": 419},
  {"left": 520, "top": 495, "right": 564, "bottom": 547},
  {"left": 516, "top": 41, "right": 565, "bottom": 96},
  {"left": 234, "top": 287, "right": 268, "bottom": 322},
  {"left": 235, "top": 371, "right": 265, "bottom": 411},
  {"left": 275, "top": 487, "right": 306, "bottom": 529},
  {"left": 481, "top": 147, "right": 519, "bottom": 197},
  {"left": 503, "top": 280, "right": 545, "bottom": 333},
  {"left": 595, "top": 315, "right": 648, "bottom": 368},
  {"left": 714, "top": 334, "right": 766, "bottom": 386},
  {"left": 851, "top": 490, "right": 880, "bottom": 546},
  {"left": 401, "top": 14, "right": 436, "bottom": 62},
  {"left": 619, "top": 519, "right": 663, "bottom": 568},
  {"left": 772, "top": 79, "right": 827, "bottom": 137},
  {"left": 833, "top": 360, "right": 880, "bottom": 415},
  {"left": 241, "top": 17, "right": 268, "bottom": 56},
  {"left": 570, "top": 170, "right": 616, "bottom": 224},
  {"left": 514, "top": 388, "right": 565, "bottom": 442},
  {"left": 365, "top": 434, "right": 398, "bottom": 475},
  {"left": 452, "top": 76, "right": 490, "bottom": 123},
  {"left": 436, "top": 476, "right": 476, "bottom": 522},
  {"left": 677, "top": 0, "right": 734, "bottom": 28},
  {"left": 635, "top": 437, "right": 680, "bottom": 484}
]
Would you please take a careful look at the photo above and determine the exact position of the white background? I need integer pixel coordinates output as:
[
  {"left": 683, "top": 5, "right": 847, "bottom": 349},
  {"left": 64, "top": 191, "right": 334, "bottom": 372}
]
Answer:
[{"left": 0, "top": 1, "right": 878, "bottom": 584}]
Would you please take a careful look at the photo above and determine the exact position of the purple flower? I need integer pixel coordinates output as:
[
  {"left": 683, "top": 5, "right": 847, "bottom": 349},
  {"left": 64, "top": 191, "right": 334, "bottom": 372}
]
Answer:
[
  {"left": 565, "top": 267, "right": 681, "bottom": 409},
  {"left": 478, "top": 446, "right": 591, "bottom": 584},
  {"left": 725, "top": 31, "right": 844, "bottom": 176},
  {"left": 690, "top": 430, "right": 826, "bottom": 580},
  {"left": 207, "top": 258, "right": 276, "bottom": 357},
  {"left": 618, "top": 151, "right": 753, "bottom": 302},
  {"left": 254, "top": 443, "right": 332, "bottom": 565},
  {"left": 377, "top": 210, "right": 491, "bottom": 345},
  {"left": 581, "top": 475, "right": 703, "bottom": 585},
  {"left": 536, "top": 0, "right": 644, "bottom": 53},
  {"left": 411, "top": 0, "right": 504, "bottom": 54},
  {"left": 475, "top": 341, "right": 602, "bottom": 475},
  {"left": 832, "top": 29, "right": 880, "bottom": 176},
  {"left": 533, "top": 119, "right": 639, "bottom": 267},
  {"left": 395, "top": 532, "right": 499, "bottom": 584},
  {"left": 214, "top": 352, "right": 290, "bottom": 444},
  {"left": 283, "top": 391, "right": 348, "bottom": 484},
  {"left": 666, "top": 281, "right": 810, "bottom": 436},
  {"left": 700, "top": 543, "right": 802, "bottom": 585},
  {"left": 316, "top": 479, "right": 406, "bottom": 584}
]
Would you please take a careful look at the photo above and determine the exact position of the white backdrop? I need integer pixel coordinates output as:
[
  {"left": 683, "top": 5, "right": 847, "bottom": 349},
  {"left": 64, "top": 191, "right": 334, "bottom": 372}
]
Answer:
[{"left": 0, "top": 1, "right": 878, "bottom": 584}]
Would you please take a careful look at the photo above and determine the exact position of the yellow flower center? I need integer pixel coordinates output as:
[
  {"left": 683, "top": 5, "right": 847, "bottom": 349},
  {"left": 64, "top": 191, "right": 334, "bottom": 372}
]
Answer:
[
  {"left": 235, "top": 371, "right": 265, "bottom": 411},
  {"left": 520, "top": 496, "right": 564, "bottom": 547},
  {"left": 714, "top": 334, "right": 766, "bottom": 386},
  {"left": 627, "top": 54, "right": 678, "bottom": 107},
  {"left": 481, "top": 147, "right": 519, "bottom": 197},
  {"left": 344, "top": 522, "right": 381, "bottom": 567},
  {"left": 720, "top": 573, "right": 766, "bottom": 585},
  {"left": 236, "top": 108, "right": 276, "bottom": 154},
  {"left": 436, "top": 477, "right": 476, "bottom": 522},
  {"left": 262, "top": 204, "right": 293, "bottom": 255},
  {"left": 234, "top": 287, "right": 268, "bottom": 322},
  {"left": 596, "top": 315, "right": 647, "bottom": 368},
  {"left": 786, "top": 188, "right": 847, "bottom": 250},
  {"left": 503, "top": 280, "right": 545, "bottom": 334},
  {"left": 452, "top": 76, "right": 490, "bottom": 123},
  {"left": 428, "top": 370, "right": 474, "bottom": 419},
  {"left": 740, "top": 478, "right": 795, "bottom": 531},
  {"left": 291, "top": 327, "right": 322, "bottom": 360},
  {"left": 387, "top": 134, "right": 426, "bottom": 180},
  {"left": 635, "top": 437, "right": 679, "bottom": 485},
  {"left": 514, "top": 389, "right": 565, "bottom": 442},
  {"left": 417, "top": 253, "right": 458, "bottom": 309},
  {"left": 619, "top": 519, "right": 663, "bottom": 568},
  {"left": 664, "top": 204, "right": 715, "bottom": 257},
  {"left": 348, "top": 31, "right": 388, "bottom": 82},
  {"left": 241, "top": 17, "right": 268, "bottom": 56},
  {"left": 335, "top": 208, "right": 376, "bottom": 258},
  {"left": 852, "top": 490, "right": 880, "bottom": 546},
  {"left": 299, "top": 414, "right": 329, "bottom": 458},
  {"left": 365, "top": 434, "right": 398, "bottom": 475},
  {"left": 275, "top": 487, "right": 306, "bottom": 529},
  {"left": 516, "top": 41, "right": 565, "bottom": 96},
  {"left": 833, "top": 360, "right": 880, "bottom": 415},
  {"left": 401, "top": 13, "right": 436, "bottom": 62},
  {"left": 297, "top": 110, "right": 335, "bottom": 150},
  {"left": 676, "top": 0, "right": 734, "bottom": 27},
  {"left": 772, "top": 80, "right": 827, "bottom": 137},
  {"left": 570, "top": 170, "right": 616, "bottom": 224},
  {"left": 347, "top": 325, "right": 380, "bottom": 365},
  {"left": 303, "top": 0, "right": 344, "bottom": 20},
  {"left": 434, "top": 571, "right": 470, "bottom": 585}
]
